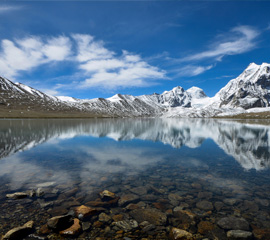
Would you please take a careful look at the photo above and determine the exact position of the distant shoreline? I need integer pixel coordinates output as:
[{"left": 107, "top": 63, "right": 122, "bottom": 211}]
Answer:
[{"left": 1, "top": 110, "right": 270, "bottom": 119}]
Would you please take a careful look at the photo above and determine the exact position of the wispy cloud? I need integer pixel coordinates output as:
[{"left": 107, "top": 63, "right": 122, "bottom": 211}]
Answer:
[
  {"left": 176, "top": 64, "right": 213, "bottom": 77},
  {"left": 0, "top": 34, "right": 166, "bottom": 90},
  {"left": 184, "top": 25, "right": 259, "bottom": 62},
  {"left": 0, "top": 5, "right": 22, "bottom": 13},
  {"left": 171, "top": 25, "right": 260, "bottom": 78}
]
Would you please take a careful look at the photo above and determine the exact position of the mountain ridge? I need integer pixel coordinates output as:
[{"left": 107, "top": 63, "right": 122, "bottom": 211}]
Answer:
[{"left": 1, "top": 62, "right": 270, "bottom": 118}]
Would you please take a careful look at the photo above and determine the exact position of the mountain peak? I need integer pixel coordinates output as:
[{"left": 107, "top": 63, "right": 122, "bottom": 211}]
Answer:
[{"left": 186, "top": 86, "right": 207, "bottom": 99}]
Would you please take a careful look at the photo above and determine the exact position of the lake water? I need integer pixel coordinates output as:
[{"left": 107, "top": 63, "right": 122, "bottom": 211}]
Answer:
[{"left": 0, "top": 118, "right": 270, "bottom": 239}]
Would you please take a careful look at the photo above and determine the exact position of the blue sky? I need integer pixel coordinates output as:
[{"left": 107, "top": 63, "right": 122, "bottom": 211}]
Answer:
[{"left": 0, "top": 1, "right": 270, "bottom": 99}]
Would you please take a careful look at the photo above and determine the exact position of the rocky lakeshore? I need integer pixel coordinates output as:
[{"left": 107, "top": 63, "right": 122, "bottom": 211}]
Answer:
[{"left": 1, "top": 162, "right": 270, "bottom": 240}]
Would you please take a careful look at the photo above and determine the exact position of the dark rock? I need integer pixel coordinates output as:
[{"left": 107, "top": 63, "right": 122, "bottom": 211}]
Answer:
[
  {"left": 129, "top": 186, "right": 148, "bottom": 196},
  {"left": 197, "top": 221, "right": 215, "bottom": 234},
  {"left": 196, "top": 200, "right": 213, "bottom": 211},
  {"left": 243, "top": 200, "right": 259, "bottom": 212},
  {"left": 2, "top": 221, "right": 34, "bottom": 240},
  {"left": 142, "top": 223, "right": 156, "bottom": 233},
  {"left": 129, "top": 208, "right": 167, "bottom": 225},
  {"left": 64, "top": 187, "right": 78, "bottom": 197},
  {"left": 255, "top": 198, "right": 269, "bottom": 207},
  {"left": 98, "top": 212, "right": 111, "bottom": 223},
  {"left": 82, "top": 222, "right": 91, "bottom": 231},
  {"left": 198, "top": 192, "right": 213, "bottom": 199},
  {"left": 217, "top": 217, "right": 249, "bottom": 231},
  {"left": 214, "top": 201, "right": 224, "bottom": 211},
  {"left": 59, "top": 218, "right": 81, "bottom": 236},
  {"left": 173, "top": 210, "right": 196, "bottom": 224},
  {"left": 118, "top": 194, "right": 139, "bottom": 206},
  {"left": 39, "top": 224, "right": 51, "bottom": 235},
  {"left": 223, "top": 198, "right": 240, "bottom": 206},
  {"left": 113, "top": 220, "right": 138, "bottom": 232},
  {"left": 112, "top": 214, "right": 124, "bottom": 222},
  {"left": 47, "top": 214, "right": 72, "bottom": 231},
  {"left": 86, "top": 197, "right": 119, "bottom": 207},
  {"left": 253, "top": 228, "right": 270, "bottom": 240},
  {"left": 140, "top": 194, "right": 158, "bottom": 201},
  {"left": 48, "top": 207, "right": 69, "bottom": 216}
]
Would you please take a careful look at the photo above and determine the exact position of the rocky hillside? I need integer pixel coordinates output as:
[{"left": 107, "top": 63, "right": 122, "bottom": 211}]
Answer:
[
  {"left": 1, "top": 63, "right": 270, "bottom": 118},
  {"left": 216, "top": 63, "right": 270, "bottom": 109}
]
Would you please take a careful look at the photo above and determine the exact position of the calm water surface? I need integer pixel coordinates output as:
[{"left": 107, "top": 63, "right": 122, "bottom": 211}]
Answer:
[{"left": 0, "top": 118, "right": 270, "bottom": 239}]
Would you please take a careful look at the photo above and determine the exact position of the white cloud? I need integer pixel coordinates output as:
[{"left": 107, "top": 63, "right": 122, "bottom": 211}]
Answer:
[
  {"left": 80, "top": 59, "right": 125, "bottom": 72},
  {"left": 72, "top": 34, "right": 114, "bottom": 62},
  {"left": 184, "top": 26, "right": 259, "bottom": 62},
  {"left": 0, "top": 36, "right": 72, "bottom": 78},
  {"left": 80, "top": 52, "right": 166, "bottom": 89},
  {"left": 42, "top": 36, "right": 71, "bottom": 61},
  {"left": 0, "top": 34, "right": 166, "bottom": 89}
]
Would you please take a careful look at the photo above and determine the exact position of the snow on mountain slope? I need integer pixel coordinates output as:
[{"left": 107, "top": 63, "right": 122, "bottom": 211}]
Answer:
[
  {"left": 215, "top": 62, "right": 270, "bottom": 109},
  {"left": 1, "top": 62, "right": 270, "bottom": 117},
  {"left": 57, "top": 96, "right": 80, "bottom": 102}
]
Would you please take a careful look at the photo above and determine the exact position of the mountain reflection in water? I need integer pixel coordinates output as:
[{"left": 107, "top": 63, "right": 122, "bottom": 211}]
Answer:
[
  {"left": 0, "top": 118, "right": 269, "bottom": 171},
  {"left": 1, "top": 118, "right": 270, "bottom": 239}
]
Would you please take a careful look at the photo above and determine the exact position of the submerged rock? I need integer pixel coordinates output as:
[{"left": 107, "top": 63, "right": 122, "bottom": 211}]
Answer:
[
  {"left": 197, "top": 221, "right": 215, "bottom": 234},
  {"left": 129, "top": 208, "right": 167, "bottom": 225},
  {"left": 129, "top": 186, "right": 148, "bottom": 196},
  {"left": 99, "top": 212, "right": 111, "bottom": 223},
  {"left": 82, "top": 222, "right": 91, "bottom": 231},
  {"left": 223, "top": 198, "right": 240, "bottom": 206},
  {"left": 75, "top": 205, "right": 97, "bottom": 219},
  {"left": 6, "top": 192, "right": 28, "bottom": 199},
  {"left": 47, "top": 215, "right": 72, "bottom": 231},
  {"left": 118, "top": 194, "right": 140, "bottom": 206},
  {"left": 60, "top": 218, "right": 81, "bottom": 236},
  {"left": 227, "top": 230, "right": 252, "bottom": 239},
  {"left": 217, "top": 216, "right": 249, "bottom": 231},
  {"left": 196, "top": 200, "right": 213, "bottom": 211},
  {"left": 99, "top": 190, "right": 116, "bottom": 200},
  {"left": 214, "top": 201, "right": 224, "bottom": 211},
  {"left": 170, "top": 227, "right": 193, "bottom": 239},
  {"left": 113, "top": 219, "right": 138, "bottom": 232},
  {"left": 253, "top": 228, "right": 270, "bottom": 240},
  {"left": 2, "top": 221, "right": 34, "bottom": 240},
  {"left": 173, "top": 209, "right": 197, "bottom": 226}
]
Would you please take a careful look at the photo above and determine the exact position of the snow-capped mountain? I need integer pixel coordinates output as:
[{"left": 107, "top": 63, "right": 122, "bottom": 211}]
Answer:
[
  {"left": 216, "top": 63, "right": 270, "bottom": 109},
  {"left": 1, "top": 62, "right": 270, "bottom": 118}
]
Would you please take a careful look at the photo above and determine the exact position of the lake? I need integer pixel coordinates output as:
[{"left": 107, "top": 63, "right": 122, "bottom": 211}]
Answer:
[{"left": 0, "top": 118, "right": 270, "bottom": 239}]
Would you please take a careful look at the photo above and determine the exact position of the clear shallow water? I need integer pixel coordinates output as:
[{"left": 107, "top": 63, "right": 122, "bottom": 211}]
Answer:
[{"left": 0, "top": 118, "right": 270, "bottom": 239}]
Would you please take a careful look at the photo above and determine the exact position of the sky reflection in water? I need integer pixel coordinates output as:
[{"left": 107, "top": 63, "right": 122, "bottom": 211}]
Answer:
[{"left": 0, "top": 118, "right": 269, "bottom": 193}]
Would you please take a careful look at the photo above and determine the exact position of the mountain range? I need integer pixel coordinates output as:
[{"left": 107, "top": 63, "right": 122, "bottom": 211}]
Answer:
[{"left": 1, "top": 62, "right": 270, "bottom": 118}]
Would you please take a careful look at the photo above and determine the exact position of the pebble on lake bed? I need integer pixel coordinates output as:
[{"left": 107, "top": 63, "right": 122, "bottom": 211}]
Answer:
[
  {"left": 2, "top": 221, "right": 34, "bottom": 240},
  {"left": 59, "top": 218, "right": 81, "bottom": 236},
  {"left": 6, "top": 192, "right": 28, "bottom": 199},
  {"left": 170, "top": 227, "right": 194, "bottom": 240},
  {"left": 75, "top": 205, "right": 97, "bottom": 219},
  {"left": 99, "top": 190, "right": 116, "bottom": 200}
]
